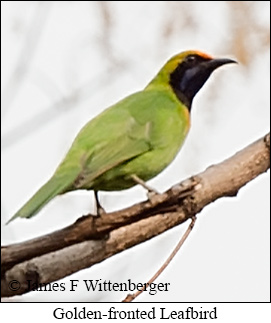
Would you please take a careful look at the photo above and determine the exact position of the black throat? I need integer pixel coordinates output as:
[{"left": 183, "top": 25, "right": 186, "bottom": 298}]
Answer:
[
  {"left": 169, "top": 55, "right": 211, "bottom": 111},
  {"left": 170, "top": 86, "right": 192, "bottom": 111}
]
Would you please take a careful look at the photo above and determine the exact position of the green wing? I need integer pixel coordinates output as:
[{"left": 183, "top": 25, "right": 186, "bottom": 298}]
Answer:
[{"left": 56, "top": 91, "right": 161, "bottom": 191}]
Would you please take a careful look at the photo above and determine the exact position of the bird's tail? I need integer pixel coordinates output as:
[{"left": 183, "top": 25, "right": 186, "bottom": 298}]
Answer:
[{"left": 6, "top": 173, "right": 77, "bottom": 224}]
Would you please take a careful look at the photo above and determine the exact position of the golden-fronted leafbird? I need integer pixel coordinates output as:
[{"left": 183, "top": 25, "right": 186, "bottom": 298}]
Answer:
[{"left": 7, "top": 50, "right": 236, "bottom": 223}]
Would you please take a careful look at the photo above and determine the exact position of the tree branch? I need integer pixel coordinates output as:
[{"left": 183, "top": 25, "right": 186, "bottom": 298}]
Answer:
[{"left": 1, "top": 133, "right": 270, "bottom": 298}]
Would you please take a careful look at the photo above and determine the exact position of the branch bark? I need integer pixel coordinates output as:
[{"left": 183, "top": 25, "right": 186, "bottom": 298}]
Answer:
[{"left": 1, "top": 133, "right": 270, "bottom": 298}]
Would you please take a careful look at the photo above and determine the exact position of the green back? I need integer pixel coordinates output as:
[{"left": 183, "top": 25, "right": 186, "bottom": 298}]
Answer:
[{"left": 55, "top": 87, "right": 190, "bottom": 191}]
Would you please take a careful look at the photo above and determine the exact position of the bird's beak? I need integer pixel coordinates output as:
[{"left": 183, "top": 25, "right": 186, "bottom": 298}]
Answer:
[{"left": 206, "top": 58, "right": 237, "bottom": 71}]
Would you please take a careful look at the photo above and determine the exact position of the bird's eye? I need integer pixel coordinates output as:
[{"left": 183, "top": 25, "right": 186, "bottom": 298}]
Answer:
[{"left": 186, "top": 55, "right": 197, "bottom": 64}]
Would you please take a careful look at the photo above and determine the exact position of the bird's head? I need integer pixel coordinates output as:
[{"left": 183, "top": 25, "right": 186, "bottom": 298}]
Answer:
[{"left": 147, "top": 50, "right": 236, "bottom": 109}]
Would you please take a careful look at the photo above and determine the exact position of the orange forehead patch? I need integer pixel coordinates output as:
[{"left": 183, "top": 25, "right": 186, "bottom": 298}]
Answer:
[{"left": 193, "top": 50, "right": 213, "bottom": 60}]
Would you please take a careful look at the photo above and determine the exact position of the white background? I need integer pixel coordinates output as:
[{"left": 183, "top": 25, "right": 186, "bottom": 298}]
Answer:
[
  {"left": 1, "top": 303, "right": 271, "bottom": 322},
  {"left": 1, "top": 1, "right": 270, "bottom": 303}
]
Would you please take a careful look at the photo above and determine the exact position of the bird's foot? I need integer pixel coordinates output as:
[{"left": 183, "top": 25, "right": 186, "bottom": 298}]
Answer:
[
  {"left": 94, "top": 191, "right": 106, "bottom": 217},
  {"left": 131, "top": 174, "right": 160, "bottom": 204},
  {"left": 96, "top": 205, "right": 106, "bottom": 217},
  {"left": 146, "top": 190, "right": 159, "bottom": 204}
]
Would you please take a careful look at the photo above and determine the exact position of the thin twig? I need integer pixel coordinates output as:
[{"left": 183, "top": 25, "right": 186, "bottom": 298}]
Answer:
[{"left": 122, "top": 216, "right": 197, "bottom": 302}]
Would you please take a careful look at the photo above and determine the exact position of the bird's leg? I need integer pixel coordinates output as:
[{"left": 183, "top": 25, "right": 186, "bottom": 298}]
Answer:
[
  {"left": 94, "top": 191, "right": 106, "bottom": 216},
  {"left": 131, "top": 174, "right": 159, "bottom": 201}
]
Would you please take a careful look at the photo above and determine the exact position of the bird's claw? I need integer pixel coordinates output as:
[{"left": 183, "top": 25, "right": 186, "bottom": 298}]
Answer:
[
  {"left": 147, "top": 189, "right": 160, "bottom": 204},
  {"left": 96, "top": 206, "right": 106, "bottom": 217},
  {"left": 147, "top": 190, "right": 156, "bottom": 200}
]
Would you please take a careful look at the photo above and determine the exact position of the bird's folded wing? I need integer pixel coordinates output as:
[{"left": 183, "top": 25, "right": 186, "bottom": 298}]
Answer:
[
  {"left": 55, "top": 90, "right": 171, "bottom": 189},
  {"left": 72, "top": 118, "right": 152, "bottom": 188}
]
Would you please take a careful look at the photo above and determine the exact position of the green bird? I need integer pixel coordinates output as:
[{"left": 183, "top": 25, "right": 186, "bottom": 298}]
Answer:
[{"left": 7, "top": 50, "right": 236, "bottom": 223}]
